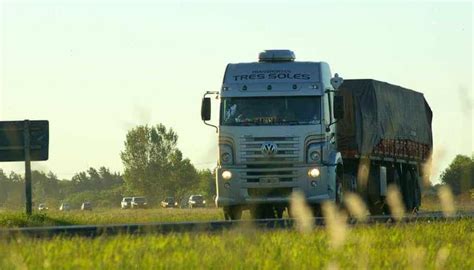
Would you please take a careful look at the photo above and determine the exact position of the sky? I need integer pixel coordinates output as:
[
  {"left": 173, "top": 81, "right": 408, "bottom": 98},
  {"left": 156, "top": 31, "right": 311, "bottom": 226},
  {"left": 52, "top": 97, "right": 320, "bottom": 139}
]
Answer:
[{"left": 0, "top": 0, "right": 472, "bottom": 183}]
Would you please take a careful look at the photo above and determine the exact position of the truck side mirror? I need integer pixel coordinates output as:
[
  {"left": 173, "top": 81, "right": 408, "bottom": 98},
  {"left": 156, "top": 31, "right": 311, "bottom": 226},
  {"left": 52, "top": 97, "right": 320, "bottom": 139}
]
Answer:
[
  {"left": 334, "top": 95, "right": 344, "bottom": 120},
  {"left": 201, "top": 97, "right": 211, "bottom": 121}
]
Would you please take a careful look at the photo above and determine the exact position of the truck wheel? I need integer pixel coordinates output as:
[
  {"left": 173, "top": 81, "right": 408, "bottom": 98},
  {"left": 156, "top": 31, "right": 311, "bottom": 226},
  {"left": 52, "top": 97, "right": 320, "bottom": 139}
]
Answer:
[
  {"left": 312, "top": 204, "right": 322, "bottom": 217},
  {"left": 336, "top": 165, "right": 345, "bottom": 207},
  {"left": 405, "top": 165, "right": 420, "bottom": 213},
  {"left": 413, "top": 171, "right": 422, "bottom": 212},
  {"left": 367, "top": 163, "right": 388, "bottom": 215},
  {"left": 224, "top": 206, "right": 242, "bottom": 220},
  {"left": 401, "top": 164, "right": 415, "bottom": 212},
  {"left": 368, "top": 200, "right": 386, "bottom": 215}
]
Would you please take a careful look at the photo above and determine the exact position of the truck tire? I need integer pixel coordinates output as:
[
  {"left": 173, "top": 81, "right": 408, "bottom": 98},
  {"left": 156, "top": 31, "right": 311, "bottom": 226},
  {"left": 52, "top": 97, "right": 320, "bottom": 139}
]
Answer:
[
  {"left": 405, "top": 165, "right": 421, "bottom": 213},
  {"left": 224, "top": 206, "right": 242, "bottom": 220},
  {"left": 399, "top": 164, "right": 414, "bottom": 212},
  {"left": 312, "top": 204, "right": 322, "bottom": 217},
  {"left": 366, "top": 163, "right": 390, "bottom": 215},
  {"left": 336, "top": 165, "right": 345, "bottom": 207},
  {"left": 413, "top": 170, "right": 422, "bottom": 211}
]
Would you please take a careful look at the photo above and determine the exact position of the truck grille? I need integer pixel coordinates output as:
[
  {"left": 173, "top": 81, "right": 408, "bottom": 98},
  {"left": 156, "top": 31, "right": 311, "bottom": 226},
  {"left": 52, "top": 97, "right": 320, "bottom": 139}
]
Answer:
[{"left": 239, "top": 136, "right": 300, "bottom": 162}]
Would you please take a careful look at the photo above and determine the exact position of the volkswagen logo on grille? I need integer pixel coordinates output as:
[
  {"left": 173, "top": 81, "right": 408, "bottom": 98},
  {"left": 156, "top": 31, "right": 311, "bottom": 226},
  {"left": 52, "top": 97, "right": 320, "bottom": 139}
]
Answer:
[{"left": 261, "top": 142, "right": 277, "bottom": 156}]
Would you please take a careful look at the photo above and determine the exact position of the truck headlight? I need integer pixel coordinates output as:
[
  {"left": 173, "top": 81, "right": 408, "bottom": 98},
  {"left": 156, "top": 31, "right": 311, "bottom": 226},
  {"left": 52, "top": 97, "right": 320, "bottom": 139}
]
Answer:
[
  {"left": 222, "top": 170, "right": 232, "bottom": 180},
  {"left": 308, "top": 168, "right": 320, "bottom": 178}
]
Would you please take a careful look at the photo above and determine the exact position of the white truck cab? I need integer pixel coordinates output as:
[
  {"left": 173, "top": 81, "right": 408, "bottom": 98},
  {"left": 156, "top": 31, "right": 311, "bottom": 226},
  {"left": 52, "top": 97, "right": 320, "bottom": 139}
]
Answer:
[{"left": 201, "top": 50, "right": 344, "bottom": 219}]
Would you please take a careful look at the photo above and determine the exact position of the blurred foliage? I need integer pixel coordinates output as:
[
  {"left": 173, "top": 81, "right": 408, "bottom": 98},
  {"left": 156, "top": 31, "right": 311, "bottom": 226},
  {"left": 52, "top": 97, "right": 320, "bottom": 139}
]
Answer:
[{"left": 440, "top": 155, "right": 474, "bottom": 195}]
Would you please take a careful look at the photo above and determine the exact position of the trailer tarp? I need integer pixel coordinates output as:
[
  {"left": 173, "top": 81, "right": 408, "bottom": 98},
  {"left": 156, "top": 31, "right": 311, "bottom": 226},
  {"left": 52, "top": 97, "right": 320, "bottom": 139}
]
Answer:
[{"left": 337, "top": 79, "right": 433, "bottom": 158}]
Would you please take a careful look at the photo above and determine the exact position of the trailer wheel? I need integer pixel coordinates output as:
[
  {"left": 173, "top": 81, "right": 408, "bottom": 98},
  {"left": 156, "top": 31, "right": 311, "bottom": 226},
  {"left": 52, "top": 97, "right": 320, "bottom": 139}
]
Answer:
[
  {"left": 366, "top": 163, "right": 389, "bottom": 215},
  {"left": 223, "top": 206, "right": 242, "bottom": 220},
  {"left": 368, "top": 200, "right": 386, "bottom": 215},
  {"left": 406, "top": 165, "right": 421, "bottom": 213},
  {"left": 399, "top": 164, "right": 414, "bottom": 212}
]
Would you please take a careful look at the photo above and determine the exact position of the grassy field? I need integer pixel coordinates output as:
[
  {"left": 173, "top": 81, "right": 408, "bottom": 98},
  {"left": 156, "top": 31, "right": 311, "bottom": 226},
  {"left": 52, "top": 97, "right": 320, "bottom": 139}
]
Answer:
[
  {"left": 421, "top": 193, "right": 474, "bottom": 212},
  {"left": 0, "top": 194, "right": 472, "bottom": 228},
  {"left": 0, "top": 196, "right": 472, "bottom": 269},
  {"left": 0, "top": 220, "right": 472, "bottom": 269},
  {"left": 0, "top": 208, "right": 224, "bottom": 228}
]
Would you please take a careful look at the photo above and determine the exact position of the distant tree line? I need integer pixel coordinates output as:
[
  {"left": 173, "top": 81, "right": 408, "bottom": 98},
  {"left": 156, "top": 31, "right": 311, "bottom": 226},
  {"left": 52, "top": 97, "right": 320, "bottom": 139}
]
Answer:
[
  {"left": 440, "top": 154, "right": 473, "bottom": 195},
  {"left": 0, "top": 166, "right": 214, "bottom": 210},
  {"left": 0, "top": 167, "right": 125, "bottom": 209}
]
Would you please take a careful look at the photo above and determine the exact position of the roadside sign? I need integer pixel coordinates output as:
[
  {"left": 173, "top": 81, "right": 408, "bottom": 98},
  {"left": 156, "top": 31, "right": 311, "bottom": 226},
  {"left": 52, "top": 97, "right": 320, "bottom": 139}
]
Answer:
[
  {"left": 0, "top": 120, "right": 49, "bottom": 215},
  {"left": 0, "top": 120, "right": 49, "bottom": 161}
]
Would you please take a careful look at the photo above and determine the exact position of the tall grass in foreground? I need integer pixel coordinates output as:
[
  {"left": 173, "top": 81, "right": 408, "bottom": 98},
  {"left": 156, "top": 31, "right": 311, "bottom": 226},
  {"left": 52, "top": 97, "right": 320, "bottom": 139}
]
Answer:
[
  {"left": 0, "top": 220, "right": 472, "bottom": 269},
  {"left": 0, "top": 187, "right": 472, "bottom": 268}
]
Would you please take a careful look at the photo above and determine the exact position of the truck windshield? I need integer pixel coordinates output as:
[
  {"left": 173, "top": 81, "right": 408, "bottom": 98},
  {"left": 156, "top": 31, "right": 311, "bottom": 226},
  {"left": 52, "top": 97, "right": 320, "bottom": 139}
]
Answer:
[{"left": 221, "top": 96, "right": 321, "bottom": 126}]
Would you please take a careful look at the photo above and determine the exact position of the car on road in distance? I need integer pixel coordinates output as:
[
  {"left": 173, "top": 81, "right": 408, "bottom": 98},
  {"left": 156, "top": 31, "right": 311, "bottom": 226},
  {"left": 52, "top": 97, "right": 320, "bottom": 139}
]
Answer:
[
  {"left": 161, "top": 197, "right": 177, "bottom": 208},
  {"left": 59, "top": 203, "right": 71, "bottom": 211},
  {"left": 38, "top": 203, "right": 48, "bottom": 211},
  {"left": 131, "top": 196, "right": 147, "bottom": 209},
  {"left": 188, "top": 195, "right": 206, "bottom": 208},
  {"left": 121, "top": 197, "right": 132, "bottom": 209},
  {"left": 81, "top": 201, "right": 92, "bottom": 211}
]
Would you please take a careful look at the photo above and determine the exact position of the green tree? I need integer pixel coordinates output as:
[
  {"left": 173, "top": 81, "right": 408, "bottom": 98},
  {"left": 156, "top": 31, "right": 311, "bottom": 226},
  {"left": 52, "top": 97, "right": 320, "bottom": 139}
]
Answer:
[
  {"left": 440, "top": 155, "right": 474, "bottom": 195},
  {"left": 169, "top": 152, "right": 200, "bottom": 202},
  {"left": 32, "top": 171, "right": 60, "bottom": 205},
  {"left": 0, "top": 169, "right": 9, "bottom": 206},
  {"left": 5, "top": 172, "right": 24, "bottom": 208},
  {"left": 121, "top": 124, "right": 196, "bottom": 202},
  {"left": 197, "top": 169, "right": 216, "bottom": 199}
]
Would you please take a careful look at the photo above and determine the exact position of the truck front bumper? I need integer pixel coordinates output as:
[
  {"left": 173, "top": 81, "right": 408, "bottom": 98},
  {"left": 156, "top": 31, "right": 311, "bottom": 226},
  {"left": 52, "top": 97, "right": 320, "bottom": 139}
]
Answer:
[{"left": 215, "top": 164, "right": 336, "bottom": 208}]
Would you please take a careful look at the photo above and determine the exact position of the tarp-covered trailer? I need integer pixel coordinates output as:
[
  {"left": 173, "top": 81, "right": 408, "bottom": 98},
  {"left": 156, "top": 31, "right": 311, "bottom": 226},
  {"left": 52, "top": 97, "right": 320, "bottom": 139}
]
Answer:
[{"left": 337, "top": 79, "right": 433, "bottom": 213}]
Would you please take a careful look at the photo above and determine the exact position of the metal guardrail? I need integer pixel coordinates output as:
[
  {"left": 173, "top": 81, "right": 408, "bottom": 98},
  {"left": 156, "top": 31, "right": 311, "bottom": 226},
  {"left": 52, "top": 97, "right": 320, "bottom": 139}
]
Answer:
[{"left": 0, "top": 211, "right": 472, "bottom": 239}]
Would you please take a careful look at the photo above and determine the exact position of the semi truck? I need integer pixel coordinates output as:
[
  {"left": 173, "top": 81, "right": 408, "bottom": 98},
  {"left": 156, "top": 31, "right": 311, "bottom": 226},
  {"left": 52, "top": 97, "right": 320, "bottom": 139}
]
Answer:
[{"left": 201, "top": 50, "right": 433, "bottom": 219}]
